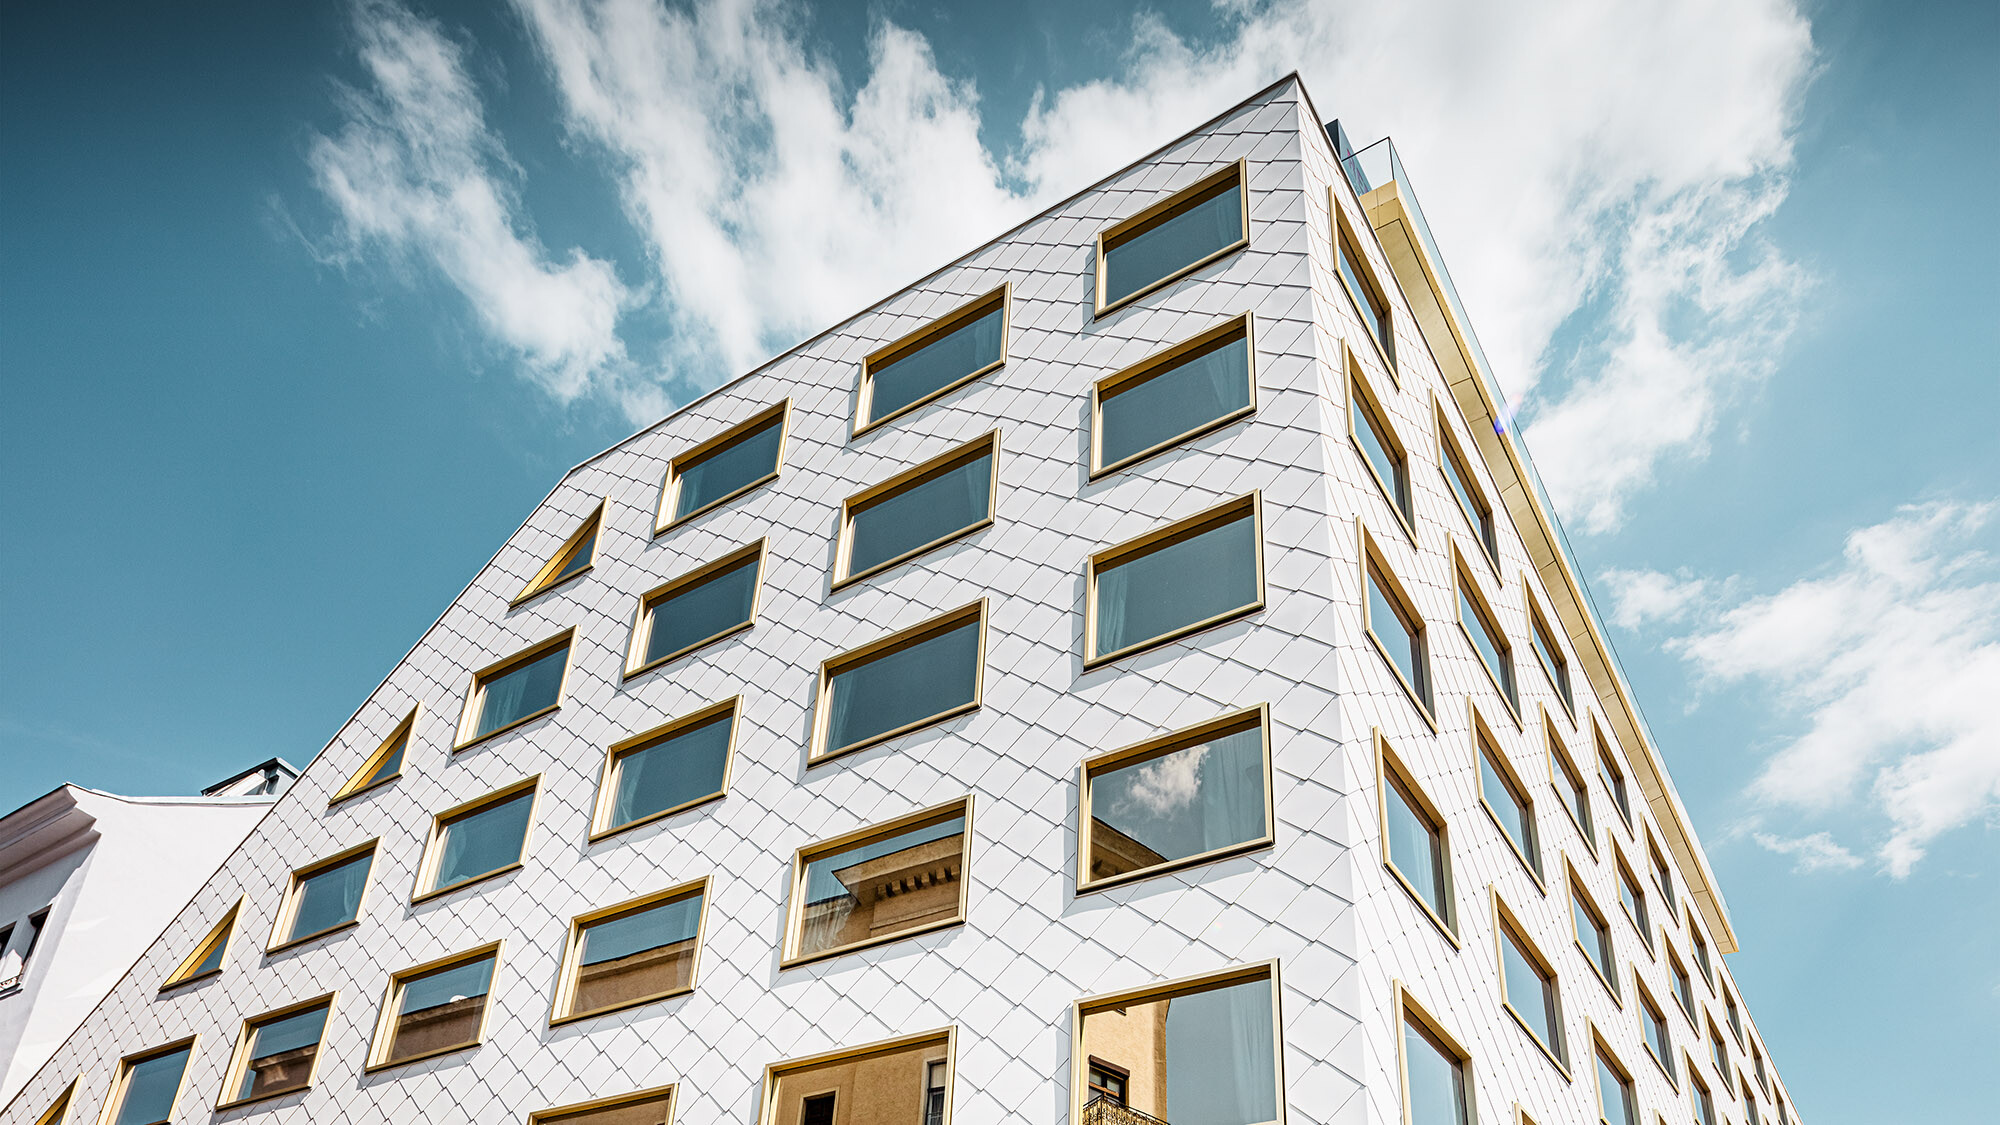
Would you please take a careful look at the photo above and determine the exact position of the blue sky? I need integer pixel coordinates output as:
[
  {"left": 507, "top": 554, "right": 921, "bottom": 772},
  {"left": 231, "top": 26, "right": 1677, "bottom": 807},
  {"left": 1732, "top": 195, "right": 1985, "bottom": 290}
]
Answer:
[{"left": 2, "top": 0, "right": 1995, "bottom": 1119}]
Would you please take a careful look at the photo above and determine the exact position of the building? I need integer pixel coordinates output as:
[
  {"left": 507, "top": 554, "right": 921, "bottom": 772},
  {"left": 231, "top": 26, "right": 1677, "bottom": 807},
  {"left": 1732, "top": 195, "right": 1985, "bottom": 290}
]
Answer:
[
  {"left": 0, "top": 759, "right": 296, "bottom": 1105},
  {"left": 0, "top": 75, "right": 1801, "bottom": 1125}
]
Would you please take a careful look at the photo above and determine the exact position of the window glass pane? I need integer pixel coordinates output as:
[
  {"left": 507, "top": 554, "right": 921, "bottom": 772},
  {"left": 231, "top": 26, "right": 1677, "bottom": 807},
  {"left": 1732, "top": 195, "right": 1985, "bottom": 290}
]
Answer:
[
  {"left": 1352, "top": 393, "right": 1405, "bottom": 513},
  {"left": 1572, "top": 892, "right": 1612, "bottom": 984},
  {"left": 1596, "top": 1054, "right": 1636, "bottom": 1125},
  {"left": 1620, "top": 868, "right": 1648, "bottom": 932},
  {"left": 1089, "top": 725, "right": 1266, "bottom": 882},
  {"left": 431, "top": 790, "right": 534, "bottom": 893},
  {"left": 1674, "top": 961, "right": 1694, "bottom": 1012},
  {"left": 797, "top": 815, "right": 966, "bottom": 960},
  {"left": 1500, "top": 927, "right": 1561, "bottom": 1057},
  {"left": 550, "top": 527, "right": 596, "bottom": 584},
  {"left": 772, "top": 1037, "right": 948, "bottom": 1125},
  {"left": 185, "top": 925, "right": 228, "bottom": 979},
  {"left": 1695, "top": 1080, "right": 1716, "bottom": 1125},
  {"left": 1367, "top": 565, "right": 1426, "bottom": 703},
  {"left": 536, "top": 1093, "right": 674, "bottom": 1125},
  {"left": 1100, "top": 332, "right": 1252, "bottom": 468},
  {"left": 1441, "top": 442, "right": 1488, "bottom": 545},
  {"left": 870, "top": 306, "right": 1003, "bottom": 422},
  {"left": 1104, "top": 182, "right": 1243, "bottom": 306},
  {"left": 1532, "top": 616, "right": 1570, "bottom": 705},
  {"left": 1339, "top": 232, "right": 1393, "bottom": 364},
  {"left": 568, "top": 893, "right": 702, "bottom": 1017},
  {"left": 1599, "top": 752, "right": 1629, "bottom": 821},
  {"left": 288, "top": 853, "right": 370, "bottom": 943},
  {"left": 1385, "top": 774, "right": 1448, "bottom": 919},
  {"left": 1643, "top": 1002, "right": 1671, "bottom": 1069},
  {"left": 847, "top": 451, "right": 992, "bottom": 578},
  {"left": 475, "top": 644, "right": 567, "bottom": 738},
  {"left": 362, "top": 728, "right": 407, "bottom": 788},
  {"left": 1652, "top": 847, "right": 1673, "bottom": 900},
  {"left": 1554, "top": 752, "right": 1593, "bottom": 838},
  {"left": 674, "top": 414, "right": 783, "bottom": 521},
  {"left": 1479, "top": 750, "right": 1537, "bottom": 871},
  {"left": 236, "top": 1005, "right": 328, "bottom": 1102},
  {"left": 1459, "top": 586, "right": 1513, "bottom": 703},
  {"left": 112, "top": 1048, "right": 191, "bottom": 1125},
  {"left": 1402, "top": 1016, "right": 1469, "bottom": 1125},
  {"left": 610, "top": 713, "right": 732, "bottom": 830},
  {"left": 646, "top": 556, "right": 758, "bottom": 666},
  {"left": 823, "top": 618, "right": 980, "bottom": 755},
  {"left": 1095, "top": 511, "right": 1258, "bottom": 657},
  {"left": 1745, "top": 1088, "right": 1762, "bottom": 1125},
  {"left": 389, "top": 955, "right": 494, "bottom": 1064},
  {"left": 1082, "top": 977, "right": 1276, "bottom": 1125}
]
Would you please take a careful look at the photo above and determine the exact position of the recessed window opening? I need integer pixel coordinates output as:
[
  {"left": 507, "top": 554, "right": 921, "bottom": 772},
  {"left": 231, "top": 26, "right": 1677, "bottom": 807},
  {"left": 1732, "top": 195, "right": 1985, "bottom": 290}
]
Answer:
[
  {"left": 1593, "top": 1039, "right": 1638, "bottom": 1125},
  {"left": 1087, "top": 493, "right": 1263, "bottom": 666},
  {"left": 1550, "top": 732, "right": 1595, "bottom": 849},
  {"left": 161, "top": 900, "right": 239, "bottom": 990},
  {"left": 417, "top": 780, "right": 537, "bottom": 900},
  {"left": 370, "top": 944, "right": 500, "bottom": 1069},
  {"left": 1080, "top": 707, "right": 1273, "bottom": 890},
  {"left": 1380, "top": 739, "right": 1454, "bottom": 933},
  {"left": 1336, "top": 215, "right": 1396, "bottom": 369},
  {"left": 555, "top": 881, "right": 706, "bottom": 1023},
  {"left": 1362, "top": 528, "right": 1431, "bottom": 719},
  {"left": 858, "top": 287, "right": 1008, "bottom": 432},
  {"left": 515, "top": 500, "right": 603, "bottom": 605},
  {"left": 657, "top": 400, "right": 789, "bottom": 530},
  {"left": 1092, "top": 314, "right": 1256, "bottom": 476},
  {"left": 1457, "top": 565, "right": 1516, "bottom": 713},
  {"left": 1438, "top": 416, "right": 1497, "bottom": 564},
  {"left": 1690, "top": 921, "right": 1714, "bottom": 986},
  {"left": 1097, "top": 160, "right": 1249, "bottom": 315},
  {"left": 528, "top": 1086, "right": 677, "bottom": 1125},
  {"left": 273, "top": 843, "right": 374, "bottom": 950},
  {"left": 1709, "top": 1018, "right": 1730, "bottom": 1078},
  {"left": 1669, "top": 944, "right": 1696, "bottom": 1019},
  {"left": 785, "top": 801, "right": 971, "bottom": 965},
  {"left": 105, "top": 1040, "right": 195, "bottom": 1125},
  {"left": 813, "top": 602, "right": 985, "bottom": 763},
  {"left": 1497, "top": 901, "right": 1566, "bottom": 1068},
  {"left": 1638, "top": 982, "right": 1674, "bottom": 1083},
  {"left": 222, "top": 996, "right": 333, "bottom": 1107},
  {"left": 1616, "top": 852, "right": 1651, "bottom": 947},
  {"left": 837, "top": 432, "right": 997, "bottom": 587},
  {"left": 1528, "top": 597, "right": 1573, "bottom": 712},
  {"left": 1475, "top": 720, "right": 1540, "bottom": 880},
  {"left": 1691, "top": 1065, "right": 1718, "bottom": 1125},
  {"left": 1725, "top": 987, "right": 1743, "bottom": 1043},
  {"left": 1351, "top": 374, "right": 1412, "bottom": 530},
  {"left": 1571, "top": 877, "right": 1618, "bottom": 999},
  {"left": 1598, "top": 733, "right": 1633, "bottom": 827},
  {"left": 1649, "top": 837, "right": 1674, "bottom": 906},
  {"left": 764, "top": 1030, "right": 953, "bottom": 1125},
  {"left": 1077, "top": 965, "right": 1280, "bottom": 1125},
  {"left": 1399, "top": 992, "right": 1471, "bottom": 1125},
  {"left": 460, "top": 631, "right": 571, "bottom": 748},
  {"left": 333, "top": 706, "right": 417, "bottom": 803},
  {"left": 627, "top": 540, "right": 763, "bottom": 676},
  {"left": 1744, "top": 1081, "right": 1763, "bottom": 1125},
  {"left": 594, "top": 699, "right": 737, "bottom": 839}
]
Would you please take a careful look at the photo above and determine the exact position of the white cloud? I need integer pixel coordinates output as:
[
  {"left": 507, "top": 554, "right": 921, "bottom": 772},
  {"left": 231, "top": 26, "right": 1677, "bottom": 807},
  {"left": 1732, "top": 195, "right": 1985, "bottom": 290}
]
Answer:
[
  {"left": 1114, "top": 744, "right": 1211, "bottom": 820},
  {"left": 1600, "top": 567, "right": 1711, "bottom": 629},
  {"left": 308, "top": 0, "right": 634, "bottom": 403},
  {"left": 1751, "top": 831, "right": 1863, "bottom": 873},
  {"left": 1654, "top": 501, "right": 2000, "bottom": 876}
]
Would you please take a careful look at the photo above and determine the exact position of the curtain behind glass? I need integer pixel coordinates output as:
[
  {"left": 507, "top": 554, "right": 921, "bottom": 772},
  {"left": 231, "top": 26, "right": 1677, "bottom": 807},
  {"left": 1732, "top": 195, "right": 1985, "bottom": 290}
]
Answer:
[
  {"left": 113, "top": 1048, "right": 192, "bottom": 1125},
  {"left": 675, "top": 418, "right": 782, "bottom": 520},
  {"left": 847, "top": 453, "right": 991, "bottom": 576},
  {"left": 290, "top": 855, "right": 368, "bottom": 940},
  {"left": 1096, "top": 514, "right": 1256, "bottom": 655},
  {"left": 476, "top": 646, "right": 566, "bottom": 737},
  {"left": 1402, "top": 1018, "right": 1468, "bottom": 1125},
  {"left": 612, "top": 715, "right": 732, "bottom": 828},
  {"left": 434, "top": 793, "right": 532, "bottom": 891},
  {"left": 647, "top": 559, "right": 757, "bottom": 665},
  {"left": 1100, "top": 335, "right": 1250, "bottom": 468},
  {"left": 871, "top": 307, "right": 1003, "bottom": 421},
  {"left": 1163, "top": 978, "right": 1277, "bottom": 1125},
  {"left": 1105, "top": 184, "right": 1244, "bottom": 305},
  {"left": 824, "top": 621, "right": 979, "bottom": 753}
]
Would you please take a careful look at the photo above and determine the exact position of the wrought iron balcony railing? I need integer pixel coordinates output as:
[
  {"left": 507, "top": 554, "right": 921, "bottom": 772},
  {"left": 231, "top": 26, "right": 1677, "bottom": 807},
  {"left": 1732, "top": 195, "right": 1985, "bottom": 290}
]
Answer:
[{"left": 1083, "top": 1094, "right": 1170, "bottom": 1125}]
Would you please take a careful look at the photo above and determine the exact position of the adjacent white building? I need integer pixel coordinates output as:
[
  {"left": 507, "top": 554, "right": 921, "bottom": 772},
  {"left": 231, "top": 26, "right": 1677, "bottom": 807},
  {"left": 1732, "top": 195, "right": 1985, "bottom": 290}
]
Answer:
[
  {"left": 0, "top": 759, "right": 294, "bottom": 1106},
  {"left": 1, "top": 76, "right": 1800, "bottom": 1125}
]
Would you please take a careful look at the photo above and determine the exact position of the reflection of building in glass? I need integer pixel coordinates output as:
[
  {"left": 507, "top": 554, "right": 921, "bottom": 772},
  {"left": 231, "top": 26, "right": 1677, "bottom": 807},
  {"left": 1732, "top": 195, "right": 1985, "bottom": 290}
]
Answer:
[{"left": 768, "top": 1034, "right": 950, "bottom": 1125}]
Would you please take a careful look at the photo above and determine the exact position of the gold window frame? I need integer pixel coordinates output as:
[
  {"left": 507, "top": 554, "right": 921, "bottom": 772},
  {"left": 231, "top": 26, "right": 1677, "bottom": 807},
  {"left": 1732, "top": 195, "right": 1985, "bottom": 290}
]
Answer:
[
  {"left": 1611, "top": 842, "right": 1654, "bottom": 953},
  {"left": 1491, "top": 887, "right": 1570, "bottom": 1077},
  {"left": 1088, "top": 313, "right": 1258, "bottom": 478},
  {"left": 1687, "top": 908, "right": 1715, "bottom": 992},
  {"left": 1084, "top": 491, "right": 1265, "bottom": 668},
  {"left": 779, "top": 797, "right": 973, "bottom": 968},
  {"left": 1375, "top": 731, "right": 1458, "bottom": 944},
  {"left": 159, "top": 897, "right": 242, "bottom": 992},
  {"left": 1076, "top": 704, "right": 1274, "bottom": 893},
  {"left": 1434, "top": 391, "right": 1498, "bottom": 568},
  {"left": 1094, "top": 159, "right": 1250, "bottom": 318},
  {"left": 1453, "top": 546, "right": 1519, "bottom": 722},
  {"left": 513, "top": 497, "right": 607, "bottom": 607},
  {"left": 589, "top": 697, "right": 739, "bottom": 842},
  {"left": 528, "top": 1085, "right": 678, "bottom": 1125},
  {"left": 549, "top": 878, "right": 709, "bottom": 1025},
  {"left": 1567, "top": 858, "right": 1623, "bottom": 1006},
  {"left": 1392, "top": 980, "right": 1470, "bottom": 1125},
  {"left": 1358, "top": 519, "right": 1435, "bottom": 729},
  {"left": 1688, "top": 1054, "right": 1718, "bottom": 1125},
  {"left": 365, "top": 940, "right": 505, "bottom": 1072},
  {"left": 331, "top": 704, "right": 419, "bottom": 805},
  {"left": 1665, "top": 939, "right": 1698, "bottom": 1026},
  {"left": 453, "top": 629, "right": 575, "bottom": 751},
  {"left": 653, "top": 399, "right": 792, "bottom": 533},
  {"left": 755, "top": 1027, "right": 956, "bottom": 1125},
  {"left": 854, "top": 285, "right": 1010, "bottom": 435},
  {"left": 1072, "top": 962, "right": 1285, "bottom": 1125},
  {"left": 623, "top": 539, "right": 766, "bottom": 679},
  {"left": 31, "top": 1077, "right": 78, "bottom": 1125},
  {"left": 1595, "top": 719, "right": 1634, "bottom": 830},
  {"left": 1470, "top": 701, "right": 1544, "bottom": 890},
  {"left": 1521, "top": 580, "right": 1574, "bottom": 718},
  {"left": 97, "top": 1037, "right": 198, "bottom": 1125},
  {"left": 1589, "top": 1024, "right": 1641, "bottom": 1125},
  {"left": 1546, "top": 714, "right": 1597, "bottom": 859},
  {"left": 268, "top": 839, "right": 377, "bottom": 954},
  {"left": 833, "top": 431, "right": 1000, "bottom": 589},
  {"left": 1330, "top": 192, "right": 1397, "bottom": 378},
  {"left": 215, "top": 992, "right": 337, "bottom": 1110},
  {"left": 1633, "top": 975, "right": 1678, "bottom": 1089},
  {"left": 1348, "top": 353, "right": 1414, "bottom": 540},
  {"left": 410, "top": 776, "right": 540, "bottom": 904},
  {"left": 808, "top": 600, "right": 987, "bottom": 765}
]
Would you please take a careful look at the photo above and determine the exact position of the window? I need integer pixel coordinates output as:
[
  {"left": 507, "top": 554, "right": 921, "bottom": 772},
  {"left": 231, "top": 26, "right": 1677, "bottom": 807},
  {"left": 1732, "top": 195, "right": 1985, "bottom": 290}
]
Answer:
[
  {"left": 1690, "top": 1064, "right": 1718, "bottom": 1125},
  {"left": 1379, "top": 737, "right": 1455, "bottom": 935},
  {"left": 1080, "top": 707, "right": 1273, "bottom": 890},
  {"left": 857, "top": 287, "right": 1008, "bottom": 433},
  {"left": 1495, "top": 897, "right": 1567, "bottom": 1070},
  {"left": 528, "top": 1086, "right": 676, "bottom": 1125},
  {"left": 1475, "top": 719, "right": 1541, "bottom": 880},
  {"left": 271, "top": 841, "right": 374, "bottom": 951},
  {"left": 625, "top": 540, "right": 763, "bottom": 677},
  {"left": 655, "top": 399, "right": 789, "bottom": 530},
  {"left": 763, "top": 1029, "right": 954, "bottom": 1125},
  {"left": 368, "top": 943, "right": 501, "bottom": 1069},
  {"left": 1637, "top": 982, "right": 1674, "bottom": 1083},
  {"left": 1724, "top": 987, "right": 1743, "bottom": 1044},
  {"left": 1616, "top": 850, "right": 1651, "bottom": 948},
  {"left": 220, "top": 995, "right": 334, "bottom": 1107},
  {"left": 784, "top": 800, "right": 971, "bottom": 965},
  {"left": 1077, "top": 964, "right": 1281, "bottom": 1125},
  {"left": 592, "top": 698, "right": 737, "bottom": 839},
  {"left": 1397, "top": 988, "right": 1471, "bottom": 1125},
  {"left": 1690, "top": 920, "right": 1714, "bottom": 988},
  {"left": 811, "top": 601, "right": 985, "bottom": 764},
  {"left": 1669, "top": 944, "right": 1697, "bottom": 1020},
  {"left": 1649, "top": 836, "right": 1674, "bottom": 906},
  {"left": 553, "top": 880, "right": 706, "bottom": 1023},
  {"left": 836, "top": 432, "right": 997, "bottom": 587},
  {"left": 1593, "top": 1038, "right": 1639, "bottom": 1125},
  {"left": 1527, "top": 594, "right": 1572, "bottom": 712},
  {"left": 332, "top": 705, "right": 417, "bottom": 804},
  {"left": 1597, "top": 733, "right": 1632, "bottom": 828},
  {"left": 1438, "top": 412, "right": 1496, "bottom": 564},
  {"left": 1092, "top": 314, "right": 1256, "bottom": 476},
  {"left": 1570, "top": 874, "right": 1619, "bottom": 999},
  {"left": 1752, "top": 1041, "right": 1768, "bottom": 1092},
  {"left": 1709, "top": 1018, "right": 1730, "bottom": 1078},
  {"left": 1456, "top": 562, "right": 1516, "bottom": 712},
  {"left": 456, "top": 630, "right": 572, "bottom": 749},
  {"left": 31, "top": 1081, "right": 74, "bottom": 1125},
  {"left": 160, "top": 899, "right": 239, "bottom": 990},
  {"left": 104, "top": 1039, "right": 195, "bottom": 1125},
  {"left": 1744, "top": 1081, "right": 1762, "bottom": 1125},
  {"left": 1362, "top": 527, "right": 1432, "bottom": 719},
  {"left": 22, "top": 908, "right": 49, "bottom": 963},
  {"left": 1336, "top": 209, "right": 1395, "bottom": 370},
  {"left": 1096, "top": 160, "right": 1248, "bottom": 315},
  {"left": 1086, "top": 492, "right": 1263, "bottom": 665},
  {"left": 1351, "top": 373, "right": 1412, "bottom": 531},
  {"left": 515, "top": 499, "right": 603, "bottom": 605},
  {"left": 414, "top": 778, "right": 537, "bottom": 901},
  {"left": 1086, "top": 1059, "right": 1130, "bottom": 1105},
  {"left": 1777, "top": 1095, "right": 1790, "bottom": 1125},
  {"left": 1550, "top": 732, "right": 1595, "bottom": 849}
]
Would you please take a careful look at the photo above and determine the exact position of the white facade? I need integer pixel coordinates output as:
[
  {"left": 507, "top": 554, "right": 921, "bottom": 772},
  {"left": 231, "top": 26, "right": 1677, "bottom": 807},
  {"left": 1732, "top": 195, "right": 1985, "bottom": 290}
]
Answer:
[{"left": 0, "top": 77, "right": 1798, "bottom": 1125}]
